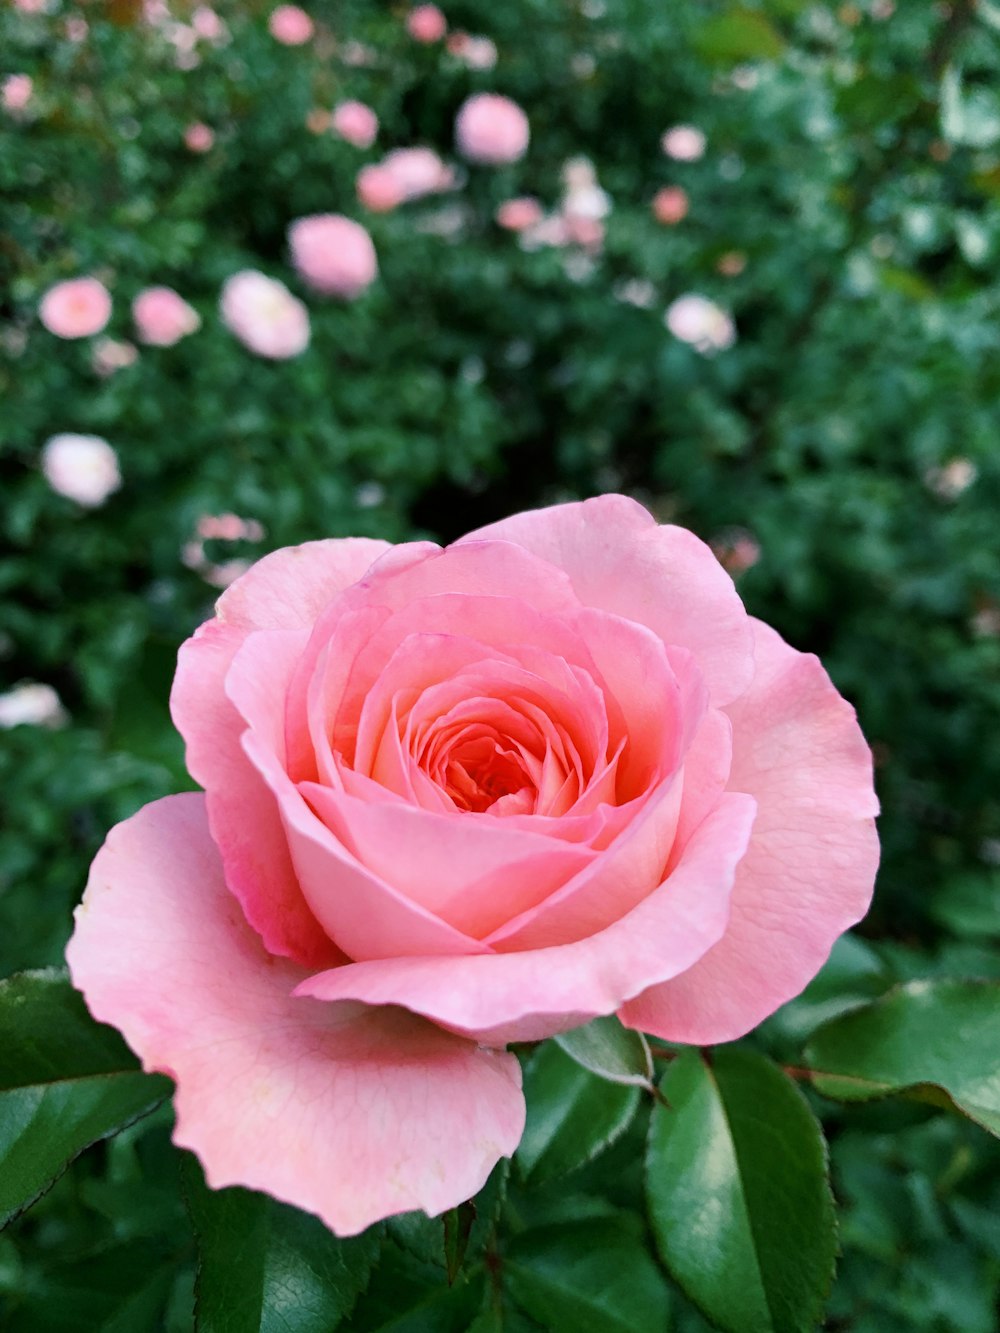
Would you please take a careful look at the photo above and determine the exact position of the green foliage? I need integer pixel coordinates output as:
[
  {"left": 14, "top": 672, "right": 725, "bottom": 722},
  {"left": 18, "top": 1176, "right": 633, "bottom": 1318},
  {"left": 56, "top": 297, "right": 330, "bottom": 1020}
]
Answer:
[{"left": 3, "top": 0, "right": 1000, "bottom": 1326}]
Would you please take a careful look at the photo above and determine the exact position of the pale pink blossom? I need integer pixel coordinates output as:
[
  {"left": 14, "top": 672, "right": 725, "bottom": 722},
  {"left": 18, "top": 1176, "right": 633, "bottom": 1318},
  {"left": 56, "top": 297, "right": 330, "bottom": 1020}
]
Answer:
[
  {"left": 39, "top": 278, "right": 112, "bottom": 339},
  {"left": 406, "top": 3, "right": 446, "bottom": 42},
  {"left": 133, "top": 286, "right": 202, "bottom": 346},
  {"left": 192, "top": 6, "right": 226, "bottom": 41},
  {"left": 455, "top": 92, "right": 529, "bottom": 165},
  {"left": 661, "top": 124, "right": 706, "bottom": 161},
  {"left": 197, "top": 513, "right": 265, "bottom": 542},
  {"left": 68, "top": 496, "right": 878, "bottom": 1234},
  {"left": 92, "top": 338, "right": 138, "bottom": 376},
  {"left": 356, "top": 163, "right": 405, "bottom": 213},
  {"left": 65, "top": 16, "right": 88, "bottom": 40},
  {"left": 652, "top": 185, "right": 689, "bottom": 225},
  {"left": 268, "top": 3, "right": 313, "bottom": 45},
  {"left": 41, "top": 433, "right": 121, "bottom": 506},
  {"left": 711, "top": 530, "right": 761, "bottom": 576},
  {"left": 563, "top": 215, "right": 604, "bottom": 251},
  {"left": 925, "top": 458, "right": 978, "bottom": 499},
  {"left": 0, "top": 683, "right": 67, "bottom": 729},
  {"left": 220, "top": 270, "right": 310, "bottom": 359},
  {"left": 331, "top": 99, "right": 378, "bottom": 149},
  {"left": 446, "top": 31, "right": 497, "bottom": 69},
  {"left": 184, "top": 122, "right": 214, "bottom": 153},
  {"left": 359, "top": 148, "right": 454, "bottom": 210},
  {"left": 495, "top": 197, "right": 544, "bottom": 231},
  {"left": 13, "top": 0, "right": 49, "bottom": 13},
  {"left": 666, "top": 294, "right": 736, "bottom": 353},
  {"left": 2, "top": 74, "right": 33, "bottom": 114},
  {"left": 288, "top": 214, "right": 378, "bottom": 299}
]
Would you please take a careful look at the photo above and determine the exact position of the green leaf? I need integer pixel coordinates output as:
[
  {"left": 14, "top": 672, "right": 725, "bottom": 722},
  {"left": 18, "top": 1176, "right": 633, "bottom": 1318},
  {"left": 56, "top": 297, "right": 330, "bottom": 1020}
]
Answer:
[
  {"left": 805, "top": 979, "right": 1000, "bottom": 1135},
  {"left": 516, "top": 1043, "right": 640, "bottom": 1185},
  {"left": 0, "top": 970, "right": 170, "bottom": 1228},
  {"left": 646, "top": 1048, "right": 836, "bottom": 1333},
  {"left": 554, "top": 1015, "right": 654, "bottom": 1088},
  {"left": 344, "top": 1242, "right": 485, "bottom": 1332},
  {"left": 692, "top": 7, "right": 785, "bottom": 64},
  {"left": 503, "top": 1217, "right": 670, "bottom": 1333},
  {"left": 759, "top": 933, "right": 891, "bottom": 1052},
  {"left": 930, "top": 872, "right": 1000, "bottom": 939},
  {"left": 182, "top": 1154, "right": 381, "bottom": 1332}
]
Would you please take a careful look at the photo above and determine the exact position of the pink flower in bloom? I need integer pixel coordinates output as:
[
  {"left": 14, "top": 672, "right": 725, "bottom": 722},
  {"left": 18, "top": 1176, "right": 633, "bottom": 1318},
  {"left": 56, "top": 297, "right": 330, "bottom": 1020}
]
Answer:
[
  {"left": 67, "top": 495, "right": 878, "bottom": 1235},
  {"left": 219, "top": 270, "right": 310, "bottom": 359},
  {"left": 0, "top": 682, "right": 67, "bottom": 729},
  {"left": 331, "top": 100, "right": 378, "bottom": 149},
  {"left": 288, "top": 215, "right": 378, "bottom": 299},
  {"left": 65, "top": 16, "right": 88, "bottom": 41},
  {"left": 356, "top": 164, "right": 403, "bottom": 212},
  {"left": 495, "top": 197, "right": 544, "bottom": 231},
  {"left": 92, "top": 337, "right": 138, "bottom": 376},
  {"left": 447, "top": 31, "right": 498, "bottom": 69},
  {"left": 268, "top": 3, "right": 313, "bottom": 44},
  {"left": 359, "top": 148, "right": 454, "bottom": 209},
  {"left": 661, "top": 124, "right": 706, "bottom": 161},
  {"left": 666, "top": 293, "right": 736, "bottom": 353},
  {"left": 184, "top": 122, "right": 214, "bottom": 153},
  {"left": 39, "top": 277, "right": 112, "bottom": 339},
  {"left": 406, "top": 3, "right": 446, "bottom": 42},
  {"left": 652, "top": 185, "right": 689, "bottom": 225},
  {"left": 192, "top": 6, "right": 226, "bottom": 41},
  {"left": 3, "top": 74, "right": 34, "bottom": 113},
  {"left": 41, "top": 433, "right": 121, "bottom": 506},
  {"left": 133, "top": 286, "right": 202, "bottom": 346},
  {"left": 455, "top": 93, "right": 529, "bottom": 165},
  {"left": 13, "top": 0, "right": 49, "bottom": 12}
]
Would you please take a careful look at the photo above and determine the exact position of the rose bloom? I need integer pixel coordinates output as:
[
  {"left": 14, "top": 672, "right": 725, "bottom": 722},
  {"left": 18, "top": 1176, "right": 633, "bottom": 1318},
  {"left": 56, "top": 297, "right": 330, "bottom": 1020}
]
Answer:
[
  {"left": 91, "top": 337, "right": 138, "bottom": 377},
  {"left": 192, "top": 6, "right": 226, "bottom": 41},
  {"left": 653, "top": 185, "right": 689, "bottom": 225},
  {"left": 455, "top": 93, "right": 529, "bottom": 165},
  {"left": 331, "top": 99, "right": 378, "bottom": 149},
  {"left": 2, "top": 74, "right": 33, "bottom": 113},
  {"left": 220, "top": 271, "right": 310, "bottom": 360},
  {"left": 0, "top": 682, "right": 67, "bottom": 729},
  {"left": 268, "top": 3, "right": 313, "bottom": 44},
  {"left": 356, "top": 164, "right": 404, "bottom": 213},
  {"left": 41, "top": 433, "right": 121, "bottom": 507},
  {"left": 666, "top": 293, "right": 736, "bottom": 353},
  {"left": 496, "top": 197, "right": 544, "bottom": 231},
  {"left": 447, "top": 32, "right": 498, "bottom": 70},
  {"left": 67, "top": 495, "right": 878, "bottom": 1235},
  {"left": 406, "top": 3, "right": 446, "bottom": 42},
  {"left": 661, "top": 124, "right": 706, "bottom": 161},
  {"left": 288, "top": 215, "right": 378, "bottom": 299},
  {"left": 38, "top": 277, "right": 112, "bottom": 339},
  {"left": 133, "top": 286, "right": 202, "bottom": 346},
  {"left": 184, "top": 122, "right": 214, "bottom": 153}
]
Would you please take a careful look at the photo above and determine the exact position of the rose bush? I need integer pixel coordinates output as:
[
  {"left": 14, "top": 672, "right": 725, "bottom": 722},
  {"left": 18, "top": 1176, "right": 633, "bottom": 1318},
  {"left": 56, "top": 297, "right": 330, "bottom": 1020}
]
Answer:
[{"left": 67, "top": 495, "right": 878, "bottom": 1236}]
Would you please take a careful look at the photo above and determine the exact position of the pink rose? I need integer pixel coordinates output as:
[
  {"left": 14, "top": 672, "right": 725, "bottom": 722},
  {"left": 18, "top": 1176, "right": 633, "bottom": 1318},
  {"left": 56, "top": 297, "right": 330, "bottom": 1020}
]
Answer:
[
  {"left": 219, "top": 270, "right": 310, "bottom": 359},
  {"left": 661, "top": 124, "right": 706, "bottom": 161},
  {"left": 331, "top": 99, "right": 378, "bottom": 149},
  {"left": 356, "top": 163, "right": 404, "bottom": 213},
  {"left": 133, "top": 286, "right": 201, "bottom": 346},
  {"left": 666, "top": 293, "right": 736, "bottom": 352},
  {"left": 41, "top": 432, "right": 121, "bottom": 506},
  {"left": 38, "top": 277, "right": 112, "bottom": 339},
  {"left": 358, "top": 148, "right": 454, "bottom": 210},
  {"left": 268, "top": 3, "right": 313, "bottom": 44},
  {"left": 652, "top": 185, "right": 689, "bottom": 225},
  {"left": 455, "top": 92, "right": 529, "bottom": 165},
  {"left": 184, "top": 122, "right": 214, "bottom": 153},
  {"left": 68, "top": 496, "right": 878, "bottom": 1236},
  {"left": 406, "top": 3, "right": 446, "bottom": 42},
  {"left": 495, "top": 197, "right": 544, "bottom": 231},
  {"left": 288, "top": 214, "right": 378, "bottom": 299},
  {"left": 2, "top": 73, "right": 33, "bottom": 113}
]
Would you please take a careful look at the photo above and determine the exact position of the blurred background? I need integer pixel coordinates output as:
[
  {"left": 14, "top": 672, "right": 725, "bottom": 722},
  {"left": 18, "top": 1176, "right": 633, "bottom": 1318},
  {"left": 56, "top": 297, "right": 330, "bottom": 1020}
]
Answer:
[{"left": 3, "top": 0, "right": 1000, "bottom": 1326}]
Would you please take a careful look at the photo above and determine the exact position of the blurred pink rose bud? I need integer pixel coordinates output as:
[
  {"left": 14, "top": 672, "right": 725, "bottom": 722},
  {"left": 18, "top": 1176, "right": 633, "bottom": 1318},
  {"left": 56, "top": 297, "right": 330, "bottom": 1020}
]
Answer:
[
  {"left": 356, "top": 163, "right": 405, "bottom": 213},
  {"left": 495, "top": 197, "right": 544, "bottom": 231},
  {"left": 91, "top": 337, "right": 138, "bottom": 376},
  {"left": 268, "top": 4, "right": 313, "bottom": 44},
  {"left": 455, "top": 93, "right": 529, "bottom": 165},
  {"left": 331, "top": 99, "right": 378, "bottom": 149},
  {"left": 192, "top": 6, "right": 226, "bottom": 40},
  {"left": 65, "top": 16, "right": 88, "bottom": 40},
  {"left": 711, "top": 530, "right": 761, "bottom": 576},
  {"left": 133, "top": 286, "right": 202, "bottom": 346},
  {"left": 652, "top": 185, "right": 689, "bottom": 225},
  {"left": 288, "top": 214, "right": 378, "bottom": 299},
  {"left": 184, "top": 122, "right": 214, "bottom": 152},
  {"left": 665, "top": 293, "right": 736, "bottom": 353},
  {"left": 661, "top": 124, "right": 706, "bottom": 161},
  {"left": 3, "top": 74, "right": 34, "bottom": 113},
  {"left": 447, "top": 31, "right": 497, "bottom": 69},
  {"left": 41, "top": 433, "right": 122, "bottom": 507},
  {"left": 406, "top": 4, "right": 446, "bottom": 42},
  {"left": 39, "top": 277, "right": 112, "bottom": 339},
  {"left": 563, "top": 214, "right": 604, "bottom": 251},
  {"left": 0, "top": 683, "right": 67, "bottom": 730},
  {"left": 13, "top": 0, "right": 49, "bottom": 11},
  {"left": 716, "top": 250, "right": 747, "bottom": 276},
  {"left": 220, "top": 270, "right": 310, "bottom": 360},
  {"left": 381, "top": 146, "right": 454, "bottom": 200},
  {"left": 925, "top": 458, "right": 978, "bottom": 499}
]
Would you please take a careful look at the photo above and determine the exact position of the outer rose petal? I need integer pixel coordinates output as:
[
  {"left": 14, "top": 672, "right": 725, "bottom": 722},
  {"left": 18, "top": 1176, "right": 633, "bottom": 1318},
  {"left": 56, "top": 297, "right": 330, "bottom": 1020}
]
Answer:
[
  {"left": 170, "top": 538, "right": 389, "bottom": 965},
  {"left": 297, "top": 792, "right": 757, "bottom": 1045},
  {"left": 619, "top": 619, "right": 879, "bottom": 1044},
  {"left": 66, "top": 794, "right": 525, "bottom": 1236},
  {"left": 461, "top": 494, "right": 755, "bottom": 707}
]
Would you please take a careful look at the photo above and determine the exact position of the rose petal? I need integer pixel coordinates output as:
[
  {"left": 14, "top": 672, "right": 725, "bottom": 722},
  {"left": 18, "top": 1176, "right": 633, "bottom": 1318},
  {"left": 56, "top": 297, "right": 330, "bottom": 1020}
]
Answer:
[
  {"left": 460, "top": 494, "right": 755, "bottom": 707},
  {"left": 619, "top": 619, "right": 879, "bottom": 1044},
  {"left": 66, "top": 793, "right": 525, "bottom": 1236},
  {"left": 296, "top": 792, "right": 756, "bottom": 1045},
  {"left": 170, "top": 538, "right": 389, "bottom": 965}
]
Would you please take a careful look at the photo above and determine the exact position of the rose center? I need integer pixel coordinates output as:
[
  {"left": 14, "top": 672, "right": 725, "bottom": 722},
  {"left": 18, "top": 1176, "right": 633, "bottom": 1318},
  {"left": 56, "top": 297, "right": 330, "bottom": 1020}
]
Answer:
[{"left": 443, "top": 735, "right": 532, "bottom": 814}]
